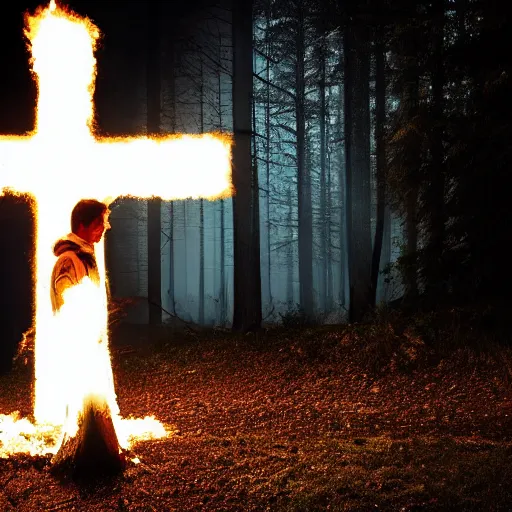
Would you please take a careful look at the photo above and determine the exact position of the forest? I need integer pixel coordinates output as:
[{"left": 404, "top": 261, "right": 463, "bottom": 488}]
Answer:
[
  {"left": 100, "top": 0, "right": 511, "bottom": 331},
  {"left": 0, "top": 1, "right": 511, "bottom": 509},
  {"left": 1, "top": 0, "right": 510, "bottom": 335}
]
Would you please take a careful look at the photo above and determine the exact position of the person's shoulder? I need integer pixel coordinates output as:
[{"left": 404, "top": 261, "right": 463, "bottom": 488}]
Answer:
[
  {"left": 56, "top": 250, "right": 78, "bottom": 264},
  {"left": 54, "top": 251, "right": 84, "bottom": 274}
]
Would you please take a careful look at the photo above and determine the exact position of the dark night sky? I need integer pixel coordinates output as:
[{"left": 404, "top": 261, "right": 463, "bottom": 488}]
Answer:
[
  {"left": 0, "top": 0, "right": 209, "bottom": 134},
  {"left": 0, "top": 1, "right": 137, "bottom": 134}
]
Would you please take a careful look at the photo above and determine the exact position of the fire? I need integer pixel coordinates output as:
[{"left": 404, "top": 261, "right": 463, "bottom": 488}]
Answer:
[
  {"left": 0, "top": 1, "right": 232, "bottom": 458},
  {"left": 51, "top": 278, "right": 112, "bottom": 438}
]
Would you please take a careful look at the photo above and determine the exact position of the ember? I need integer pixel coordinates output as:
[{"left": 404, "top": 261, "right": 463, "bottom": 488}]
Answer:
[{"left": 0, "top": 0, "right": 232, "bottom": 466}]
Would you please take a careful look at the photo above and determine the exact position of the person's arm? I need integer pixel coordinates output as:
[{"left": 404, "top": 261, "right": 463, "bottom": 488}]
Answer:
[
  {"left": 51, "top": 254, "right": 81, "bottom": 312},
  {"left": 54, "top": 273, "right": 76, "bottom": 298}
]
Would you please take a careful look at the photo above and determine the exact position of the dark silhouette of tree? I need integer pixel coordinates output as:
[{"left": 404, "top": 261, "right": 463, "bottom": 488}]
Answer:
[
  {"left": 423, "top": 0, "right": 446, "bottom": 296},
  {"left": 165, "top": 40, "right": 177, "bottom": 317},
  {"left": 318, "top": 19, "right": 328, "bottom": 314},
  {"left": 371, "top": 9, "right": 388, "bottom": 307},
  {"left": 295, "top": 0, "right": 314, "bottom": 320},
  {"left": 147, "top": 0, "right": 162, "bottom": 324},
  {"left": 387, "top": 1, "right": 426, "bottom": 300},
  {"left": 232, "top": 0, "right": 262, "bottom": 331},
  {"left": 442, "top": 0, "right": 512, "bottom": 300},
  {"left": 199, "top": 55, "right": 205, "bottom": 326},
  {"left": 344, "top": 0, "right": 373, "bottom": 322}
]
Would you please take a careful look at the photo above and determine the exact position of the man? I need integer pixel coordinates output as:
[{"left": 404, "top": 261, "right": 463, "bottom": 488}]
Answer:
[{"left": 50, "top": 199, "right": 110, "bottom": 313}]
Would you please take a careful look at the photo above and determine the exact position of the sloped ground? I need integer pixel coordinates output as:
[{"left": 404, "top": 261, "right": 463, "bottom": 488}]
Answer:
[{"left": 0, "top": 320, "right": 511, "bottom": 511}]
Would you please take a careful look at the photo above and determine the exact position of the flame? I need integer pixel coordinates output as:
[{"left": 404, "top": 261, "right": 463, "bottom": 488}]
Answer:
[
  {"left": 51, "top": 278, "right": 111, "bottom": 437},
  {"left": 0, "top": 1, "right": 232, "bottom": 458}
]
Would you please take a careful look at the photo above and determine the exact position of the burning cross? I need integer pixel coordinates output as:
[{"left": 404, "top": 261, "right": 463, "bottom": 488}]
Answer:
[{"left": 0, "top": 2, "right": 232, "bottom": 428}]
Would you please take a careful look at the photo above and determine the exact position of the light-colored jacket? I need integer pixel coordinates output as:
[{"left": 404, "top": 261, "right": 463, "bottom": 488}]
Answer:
[{"left": 50, "top": 233, "right": 100, "bottom": 313}]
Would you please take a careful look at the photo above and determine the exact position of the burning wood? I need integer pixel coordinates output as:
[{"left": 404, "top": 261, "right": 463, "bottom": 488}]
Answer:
[{"left": 51, "top": 395, "right": 125, "bottom": 478}]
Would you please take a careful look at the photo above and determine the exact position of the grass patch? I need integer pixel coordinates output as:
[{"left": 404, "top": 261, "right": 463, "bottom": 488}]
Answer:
[{"left": 259, "top": 436, "right": 512, "bottom": 511}]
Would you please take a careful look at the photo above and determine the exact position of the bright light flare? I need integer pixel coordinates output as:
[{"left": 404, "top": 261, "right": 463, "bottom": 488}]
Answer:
[{"left": 0, "top": 0, "right": 231, "bottom": 458}]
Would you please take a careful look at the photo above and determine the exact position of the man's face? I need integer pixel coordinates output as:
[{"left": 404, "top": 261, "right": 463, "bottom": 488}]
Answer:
[{"left": 86, "top": 210, "right": 111, "bottom": 244}]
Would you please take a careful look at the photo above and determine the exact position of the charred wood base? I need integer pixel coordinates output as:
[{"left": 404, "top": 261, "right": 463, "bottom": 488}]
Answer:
[{"left": 51, "top": 396, "right": 125, "bottom": 479}]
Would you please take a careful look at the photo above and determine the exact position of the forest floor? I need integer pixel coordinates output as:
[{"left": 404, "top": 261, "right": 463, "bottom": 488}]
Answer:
[{"left": 0, "top": 306, "right": 512, "bottom": 511}]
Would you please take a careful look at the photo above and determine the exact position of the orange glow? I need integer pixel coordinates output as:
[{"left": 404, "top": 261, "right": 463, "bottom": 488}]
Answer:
[{"left": 0, "top": 1, "right": 232, "bottom": 457}]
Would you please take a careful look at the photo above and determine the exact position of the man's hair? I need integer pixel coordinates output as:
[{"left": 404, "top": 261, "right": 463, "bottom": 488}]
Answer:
[{"left": 71, "top": 199, "right": 107, "bottom": 233}]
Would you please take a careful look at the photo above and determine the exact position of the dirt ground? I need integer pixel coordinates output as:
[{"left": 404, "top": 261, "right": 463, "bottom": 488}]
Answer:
[{"left": 0, "top": 323, "right": 511, "bottom": 511}]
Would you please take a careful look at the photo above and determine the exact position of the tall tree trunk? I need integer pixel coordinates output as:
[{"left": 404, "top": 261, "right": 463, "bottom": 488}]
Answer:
[
  {"left": 199, "top": 199, "right": 204, "bottom": 324},
  {"left": 167, "top": 44, "right": 176, "bottom": 316},
  {"left": 199, "top": 56, "right": 205, "bottom": 325},
  {"left": 404, "top": 186, "right": 419, "bottom": 298},
  {"left": 401, "top": 24, "right": 421, "bottom": 300},
  {"left": 340, "top": 164, "right": 348, "bottom": 309},
  {"left": 319, "top": 37, "right": 328, "bottom": 313},
  {"left": 371, "top": 23, "right": 386, "bottom": 306},
  {"left": 378, "top": 205, "right": 392, "bottom": 301},
  {"left": 296, "top": 2, "right": 314, "bottom": 319},
  {"left": 168, "top": 201, "right": 175, "bottom": 314},
  {"left": 425, "top": 0, "right": 445, "bottom": 297},
  {"left": 220, "top": 199, "right": 226, "bottom": 324},
  {"left": 338, "top": 82, "right": 348, "bottom": 309},
  {"left": 147, "top": 0, "right": 162, "bottom": 324},
  {"left": 183, "top": 201, "right": 188, "bottom": 308},
  {"left": 251, "top": 99, "right": 262, "bottom": 324},
  {"left": 326, "top": 90, "right": 333, "bottom": 312},
  {"left": 344, "top": 7, "right": 373, "bottom": 322},
  {"left": 216, "top": 38, "right": 226, "bottom": 326},
  {"left": 287, "top": 186, "right": 294, "bottom": 305},
  {"left": 403, "top": 85, "right": 420, "bottom": 300},
  {"left": 265, "top": 6, "right": 272, "bottom": 313},
  {"left": 232, "top": 0, "right": 262, "bottom": 331}
]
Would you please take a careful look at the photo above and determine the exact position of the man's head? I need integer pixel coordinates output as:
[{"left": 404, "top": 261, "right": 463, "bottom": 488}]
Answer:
[{"left": 71, "top": 199, "right": 110, "bottom": 244}]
